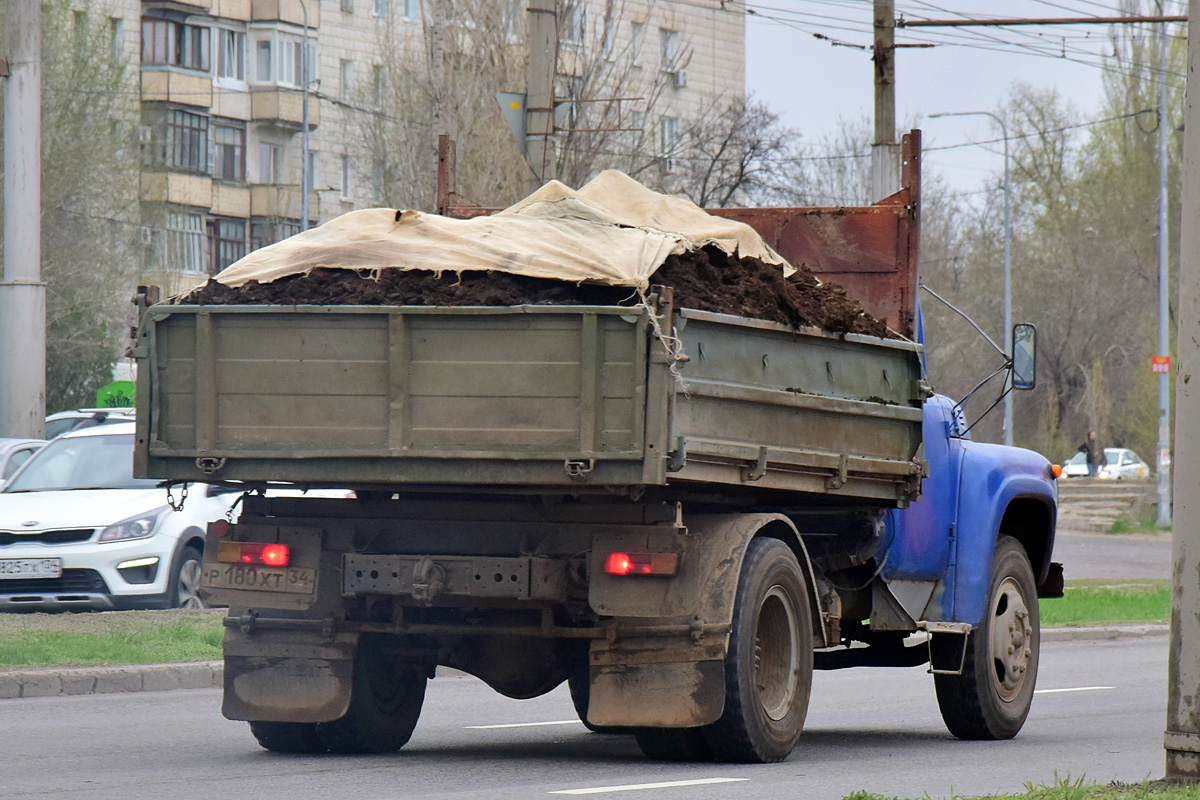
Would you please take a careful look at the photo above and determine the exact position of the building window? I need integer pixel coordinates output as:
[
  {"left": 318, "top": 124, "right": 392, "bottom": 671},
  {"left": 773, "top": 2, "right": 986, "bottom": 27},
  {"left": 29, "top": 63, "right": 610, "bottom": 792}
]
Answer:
[
  {"left": 341, "top": 0, "right": 353, "bottom": 12},
  {"left": 563, "top": 1, "right": 584, "bottom": 46},
  {"left": 164, "top": 212, "right": 207, "bottom": 275},
  {"left": 371, "top": 65, "right": 383, "bottom": 107},
  {"left": 659, "top": 28, "right": 679, "bottom": 69},
  {"left": 251, "top": 29, "right": 314, "bottom": 88},
  {"left": 601, "top": 15, "right": 615, "bottom": 60},
  {"left": 340, "top": 59, "right": 354, "bottom": 98},
  {"left": 209, "top": 218, "right": 247, "bottom": 273},
  {"left": 164, "top": 109, "right": 208, "bottom": 173},
  {"left": 659, "top": 116, "right": 677, "bottom": 172},
  {"left": 341, "top": 155, "right": 353, "bottom": 199},
  {"left": 141, "top": 19, "right": 210, "bottom": 72},
  {"left": 74, "top": 12, "right": 89, "bottom": 52},
  {"left": 373, "top": 0, "right": 387, "bottom": 17},
  {"left": 213, "top": 123, "right": 246, "bottom": 182},
  {"left": 259, "top": 142, "right": 282, "bottom": 183},
  {"left": 109, "top": 18, "right": 123, "bottom": 63},
  {"left": 630, "top": 21, "right": 643, "bottom": 63},
  {"left": 404, "top": 0, "right": 418, "bottom": 20},
  {"left": 251, "top": 219, "right": 302, "bottom": 250},
  {"left": 216, "top": 28, "right": 246, "bottom": 82}
]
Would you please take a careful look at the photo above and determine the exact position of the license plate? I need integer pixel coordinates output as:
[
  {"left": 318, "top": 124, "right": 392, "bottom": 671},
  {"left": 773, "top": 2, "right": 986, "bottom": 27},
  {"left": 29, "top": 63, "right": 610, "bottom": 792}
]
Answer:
[
  {"left": 0, "top": 558, "right": 62, "bottom": 579},
  {"left": 201, "top": 563, "right": 316, "bottom": 594}
]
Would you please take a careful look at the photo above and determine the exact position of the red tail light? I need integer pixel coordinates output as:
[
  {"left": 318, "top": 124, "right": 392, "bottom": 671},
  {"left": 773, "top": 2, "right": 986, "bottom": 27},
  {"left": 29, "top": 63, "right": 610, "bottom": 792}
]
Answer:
[
  {"left": 217, "top": 541, "right": 290, "bottom": 567},
  {"left": 604, "top": 551, "right": 678, "bottom": 576}
]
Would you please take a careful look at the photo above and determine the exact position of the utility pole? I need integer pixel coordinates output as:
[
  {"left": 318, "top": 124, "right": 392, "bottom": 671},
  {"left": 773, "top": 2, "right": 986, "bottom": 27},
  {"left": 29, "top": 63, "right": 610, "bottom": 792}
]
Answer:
[
  {"left": 870, "top": 0, "right": 899, "bottom": 201},
  {"left": 0, "top": 0, "right": 46, "bottom": 439},
  {"left": 1155, "top": 1, "right": 1173, "bottom": 528},
  {"left": 299, "top": 0, "right": 311, "bottom": 231},
  {"left": 1165, "top": 0, "right": 1196, "bottom": 778},
  {"left": 525, "top": 0, "right": 557, "bottom": 191}
]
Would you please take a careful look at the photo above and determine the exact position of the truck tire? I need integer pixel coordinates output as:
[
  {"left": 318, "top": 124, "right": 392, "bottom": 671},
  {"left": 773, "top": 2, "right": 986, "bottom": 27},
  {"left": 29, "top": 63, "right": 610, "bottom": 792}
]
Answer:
[
  {"left": 567, "top": 673, "right": 623, "bottom": 734},
  {"left": 249, "top": 721, "right": 325, "bottom": 753},
  {"left": 935, "top": 535, "right": 1039, "bottom": 740},
  {"left": 634, "top": 727, "right": 711, "bottom": 761},
  {"left": 701, "top": 537, "right": 813, "bottom": 763},
  {"left": 317, "top": 635, "right": 428, "bottom": 754}
]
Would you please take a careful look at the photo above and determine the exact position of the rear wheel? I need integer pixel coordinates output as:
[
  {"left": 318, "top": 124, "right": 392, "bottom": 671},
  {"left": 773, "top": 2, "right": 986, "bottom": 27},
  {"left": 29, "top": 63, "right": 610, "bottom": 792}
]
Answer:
[
  {"left": 317, "top": 635, "right": 428, "bottom": 754},
  {"left": 701, "top": 537, "right": 813, "bottom": 763},
  {"left": 935, "top": 535, "right": 1039, "bottom": 740},
  {"left": 249, "top": 721, "right": 325, "bottom": 753}
]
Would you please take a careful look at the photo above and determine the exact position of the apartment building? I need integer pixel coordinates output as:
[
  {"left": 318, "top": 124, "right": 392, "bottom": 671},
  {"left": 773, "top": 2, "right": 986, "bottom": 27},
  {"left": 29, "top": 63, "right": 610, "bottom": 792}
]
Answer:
[{"left": 115, "top": 0, "right": 744, "bottom": 293}]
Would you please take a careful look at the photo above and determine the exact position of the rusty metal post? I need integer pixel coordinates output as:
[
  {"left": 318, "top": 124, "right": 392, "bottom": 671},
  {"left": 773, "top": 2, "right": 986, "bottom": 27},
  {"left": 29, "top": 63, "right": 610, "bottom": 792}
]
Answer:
[{"left": 1165, "top": 0, "right": 1199, "bottom": 778}]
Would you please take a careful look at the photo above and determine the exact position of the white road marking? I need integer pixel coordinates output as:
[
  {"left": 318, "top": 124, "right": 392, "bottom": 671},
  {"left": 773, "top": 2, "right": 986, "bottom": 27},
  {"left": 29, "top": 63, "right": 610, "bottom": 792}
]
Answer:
[
  {"left": 1034, "top": 685, "right": 1116, "bottom": 694},
  {"left": 549, "top": 778, "right": 749, "bottom": 795},
  {"left": 465, "top": 720, "right": 583, "bottom": 729}
]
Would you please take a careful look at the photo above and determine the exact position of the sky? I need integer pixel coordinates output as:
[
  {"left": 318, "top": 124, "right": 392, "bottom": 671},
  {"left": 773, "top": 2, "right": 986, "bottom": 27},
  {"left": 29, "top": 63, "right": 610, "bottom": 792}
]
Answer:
[{"left": 744, "top": 0, "right": 1188, "bottom": 197}]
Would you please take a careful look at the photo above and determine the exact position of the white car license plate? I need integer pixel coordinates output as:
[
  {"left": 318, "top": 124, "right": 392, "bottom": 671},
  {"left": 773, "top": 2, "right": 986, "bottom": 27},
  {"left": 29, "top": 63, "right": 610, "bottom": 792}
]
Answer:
[
  {"left": 0, "top": 558, "right": 63, "bottom": 579},
  {"left": 201, "top": 564, "right": 316, "bottom": 594}
]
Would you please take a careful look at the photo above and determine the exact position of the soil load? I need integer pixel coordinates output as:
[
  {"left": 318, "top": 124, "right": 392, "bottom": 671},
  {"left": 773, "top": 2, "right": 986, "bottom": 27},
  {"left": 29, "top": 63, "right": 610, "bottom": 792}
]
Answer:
[{"left": 182, "top": 245, "right": 890, "bottom": 338}]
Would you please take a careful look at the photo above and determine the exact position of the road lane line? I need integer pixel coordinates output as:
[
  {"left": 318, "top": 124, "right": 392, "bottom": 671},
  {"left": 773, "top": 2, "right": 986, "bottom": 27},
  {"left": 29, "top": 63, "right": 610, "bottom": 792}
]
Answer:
[
  {"left": 1034, "top": 685, "right": 1116, "bottom": 694},
  {"left": 549, "top": 778, "right": 749, "bottom": 795},
  {"left": 466, "top": 720, "right": 583, "bottom": 729}
]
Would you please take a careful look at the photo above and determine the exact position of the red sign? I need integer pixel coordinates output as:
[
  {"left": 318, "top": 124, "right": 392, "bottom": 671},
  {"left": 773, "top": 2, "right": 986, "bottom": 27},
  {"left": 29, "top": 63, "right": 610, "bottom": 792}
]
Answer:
[{"left": 1152, "top": 356, "right": 1171, "bottom": 374}]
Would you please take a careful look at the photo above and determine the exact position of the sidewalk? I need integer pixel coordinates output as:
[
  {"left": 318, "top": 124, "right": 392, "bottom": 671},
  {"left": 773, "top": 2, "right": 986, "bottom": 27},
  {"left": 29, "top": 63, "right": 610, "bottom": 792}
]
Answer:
[{"left": 0, "top": 624, "right": 1169, "bottom": 701}]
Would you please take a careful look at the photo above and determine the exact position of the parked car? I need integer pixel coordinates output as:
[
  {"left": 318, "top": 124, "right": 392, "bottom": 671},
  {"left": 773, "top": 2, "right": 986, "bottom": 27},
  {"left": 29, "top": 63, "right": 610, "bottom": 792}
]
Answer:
[
  {"left": 1060, "top": 448, "right": 1149, "bottom": 480},
  {"left": 43, "top": 408, "right": 136, "bottom": 440},
  {"left": 0, "top": 423, "right": 236, "bottom": 611},
  {"left": 1062, "top": 451, "right": 1090, "bottom": 478},
  {"left": 1098, "top": 447, "right": 1150, "bottom": 480},
  {"left": 0, "top": 439, "right": 46, "bottom": 489}
]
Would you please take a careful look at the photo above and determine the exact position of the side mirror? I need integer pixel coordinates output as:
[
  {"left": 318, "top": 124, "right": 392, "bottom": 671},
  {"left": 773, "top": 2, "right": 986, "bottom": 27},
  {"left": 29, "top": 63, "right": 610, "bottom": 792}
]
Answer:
[{"left": 1012, "top": 324, "right": 1036, "bottom": 390}]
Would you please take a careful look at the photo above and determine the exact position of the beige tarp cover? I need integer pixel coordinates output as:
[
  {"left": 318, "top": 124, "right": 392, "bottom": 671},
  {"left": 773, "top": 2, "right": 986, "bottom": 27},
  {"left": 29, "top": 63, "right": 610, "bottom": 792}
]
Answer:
[{"left": 211, "top": 170, "right": 791, "bottom": 290}]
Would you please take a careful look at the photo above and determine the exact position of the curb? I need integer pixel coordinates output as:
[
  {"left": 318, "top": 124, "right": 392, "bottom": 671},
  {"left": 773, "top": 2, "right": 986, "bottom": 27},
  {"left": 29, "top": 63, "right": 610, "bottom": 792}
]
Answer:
[
  {"left": 1043, "top": 623, "right": 1169, "bottom": 642},
  {"left": 0, "top": 627, "right": 1167, "bottom": 701},
  {"left": 0, "top": 661, "right": 222, "bottom": 701}
]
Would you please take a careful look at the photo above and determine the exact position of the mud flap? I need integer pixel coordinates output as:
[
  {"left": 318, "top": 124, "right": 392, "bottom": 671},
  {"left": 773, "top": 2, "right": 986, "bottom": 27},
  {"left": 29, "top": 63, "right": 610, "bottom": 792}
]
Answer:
[
  {"left": 221, "top": 627, "right": 360, "bottom": 723},
  {"left": 585, "top": 637, "right": 726, "bottom": 728}
]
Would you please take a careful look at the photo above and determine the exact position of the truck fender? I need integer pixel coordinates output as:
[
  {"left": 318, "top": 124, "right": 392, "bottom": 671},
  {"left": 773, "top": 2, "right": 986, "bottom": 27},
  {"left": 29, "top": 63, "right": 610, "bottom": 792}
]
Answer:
[
  {"left": 952, "top": 443, "right": 1058, "bottom": 627},
  {"left": 585, "top": 513, "right": 826, "bottom": 729},
  {"left": 588, "top": 512, "right": 827, "bottom": 646}
]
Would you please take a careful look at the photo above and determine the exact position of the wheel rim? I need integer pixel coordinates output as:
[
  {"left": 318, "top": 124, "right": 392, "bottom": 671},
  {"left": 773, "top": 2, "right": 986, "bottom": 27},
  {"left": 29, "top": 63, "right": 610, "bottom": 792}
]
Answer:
[
  {"left": 755, "top": 585, "right": 799, "bottom": 721},
  {"left": 988, "top": 576, "right": 1033, "bottom": 702},
  {"left": 177, "top": 559, "right": 206, "bottom": 609}
]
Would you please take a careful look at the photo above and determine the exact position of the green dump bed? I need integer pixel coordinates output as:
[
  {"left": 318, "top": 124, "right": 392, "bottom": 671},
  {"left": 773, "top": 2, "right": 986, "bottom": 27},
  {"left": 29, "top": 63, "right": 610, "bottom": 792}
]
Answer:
[{"left": 133, "top": 301, "right": 924, "bottom": 504}]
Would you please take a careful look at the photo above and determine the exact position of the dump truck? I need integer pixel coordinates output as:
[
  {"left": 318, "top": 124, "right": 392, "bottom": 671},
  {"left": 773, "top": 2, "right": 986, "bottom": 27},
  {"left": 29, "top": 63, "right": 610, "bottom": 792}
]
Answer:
[{"left": 131, "top": 131, "right": 1060, "bottom": 763}]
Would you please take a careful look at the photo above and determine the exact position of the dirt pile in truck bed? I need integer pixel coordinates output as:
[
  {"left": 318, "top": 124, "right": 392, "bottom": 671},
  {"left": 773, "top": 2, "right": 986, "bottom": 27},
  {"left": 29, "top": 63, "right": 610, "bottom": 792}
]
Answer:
[{"left": 182, "top": 246, "right": 890, "bottom": 338}]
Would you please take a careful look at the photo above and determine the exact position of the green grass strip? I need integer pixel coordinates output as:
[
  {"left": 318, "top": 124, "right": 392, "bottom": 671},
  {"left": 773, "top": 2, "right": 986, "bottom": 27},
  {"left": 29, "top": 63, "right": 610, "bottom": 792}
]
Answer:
[
  {"left": 842, "top": 773, "right": 1200, "bottom": 800},
  {"left": 0, "top": 616, "right": 223, "bottom": 667},
  {"left": 1040, "top": 579, "right": 1170, "bottom": 627}
]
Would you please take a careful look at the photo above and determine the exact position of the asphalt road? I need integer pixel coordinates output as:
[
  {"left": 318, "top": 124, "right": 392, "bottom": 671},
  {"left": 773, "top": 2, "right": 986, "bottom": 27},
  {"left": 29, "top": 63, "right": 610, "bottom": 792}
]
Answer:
[
  {"left": 1053, "top": 531, "right": 1172, "bottom": 581},
  {"left": 5, "top": 636, "right": 1166, "bottom": 800}
]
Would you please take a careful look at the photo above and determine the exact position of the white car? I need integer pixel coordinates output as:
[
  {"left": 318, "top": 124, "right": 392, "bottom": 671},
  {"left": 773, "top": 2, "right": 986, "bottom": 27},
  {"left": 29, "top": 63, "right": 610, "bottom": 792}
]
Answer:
[
  {"left": 0, "top": 423, "right": 237, "bottom": 611},
  {"left": 1061, "top": 448, "right": 1149, "bottom": 480},
  {"left": 43, "top": 408, "right": 136, "bottom": 440},
  {"left": 1098, "top": 447, "right": 1150, "bottom": 481}
]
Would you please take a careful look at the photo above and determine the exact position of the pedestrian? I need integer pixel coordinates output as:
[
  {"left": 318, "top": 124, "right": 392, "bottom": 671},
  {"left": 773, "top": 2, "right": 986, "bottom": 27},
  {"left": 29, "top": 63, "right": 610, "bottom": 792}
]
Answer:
[{"left": 1078, "top": 431, "right": 1099, "bottom": 477}]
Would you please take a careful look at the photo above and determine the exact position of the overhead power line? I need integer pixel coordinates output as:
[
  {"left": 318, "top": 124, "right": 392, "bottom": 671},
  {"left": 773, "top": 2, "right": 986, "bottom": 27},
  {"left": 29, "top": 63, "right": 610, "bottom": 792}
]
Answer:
[{"left": 898, "top": 14, "right": 1188, "bottom": 28}]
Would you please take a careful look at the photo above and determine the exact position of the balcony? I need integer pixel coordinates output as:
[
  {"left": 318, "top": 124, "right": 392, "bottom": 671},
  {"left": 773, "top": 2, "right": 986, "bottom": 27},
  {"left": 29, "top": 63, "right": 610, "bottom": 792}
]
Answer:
[
  {"left": 212, "top": 0, "right": 251, "bottom": 20},
  {"left": 142, "top": 172, "right": 214, "bottom": 208},
  {"left": 141, "top": 70, "right": 213, "bottom": 109},
  {"left": 212, "top": 184, "right": 252, "bottom": 218},
  {"left": 251, "top": 88, "right": 320, "bottom": 129},
  {"left": 252, "top": 0, "right": 320, "bottom": 27},
  {"left": 251, "top": 184, "right": 318, "bottom": 223}
]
